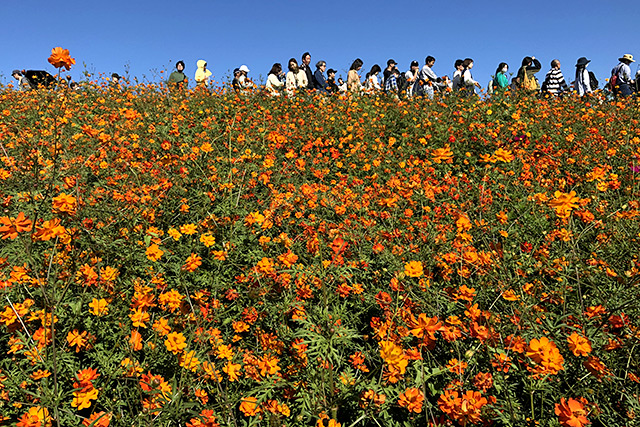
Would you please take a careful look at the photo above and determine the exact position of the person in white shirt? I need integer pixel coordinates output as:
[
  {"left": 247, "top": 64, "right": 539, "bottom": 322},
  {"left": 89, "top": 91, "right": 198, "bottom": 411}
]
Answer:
[
  {"left": 420, "top": 56, "right": 449, "bottom": 99},
  {"left": 405, "top": 61, "right": 421, "bottom": 98},
  {"left": 265, "top": 63, "right": 285, "bottom": 96},
  {"left": 460, "top": 58, "right": 481, "bottom": 95},
  {"left": 365, "top": 64, "right": 382, "bottom": 93},
  {"left": 285, "top": 58, "right": 308, "bottom": 96},
  {"left": 574, "top": 57, "right": 592, "bottom": 96}
]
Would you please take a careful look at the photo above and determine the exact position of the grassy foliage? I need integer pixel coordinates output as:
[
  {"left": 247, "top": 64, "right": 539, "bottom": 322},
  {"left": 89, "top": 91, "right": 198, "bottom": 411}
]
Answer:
[{"left": 1, "top": 82, "right": 640, "bottom": 426}]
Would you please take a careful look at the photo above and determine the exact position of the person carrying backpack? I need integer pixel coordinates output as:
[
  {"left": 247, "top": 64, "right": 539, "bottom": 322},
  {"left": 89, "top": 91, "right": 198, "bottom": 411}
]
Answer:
[
  {"left": 516, "top": 56, "right": 541, "bottom": 92},
  {"left": 610, "top": 54, "right": 635, "bottom": 97}
]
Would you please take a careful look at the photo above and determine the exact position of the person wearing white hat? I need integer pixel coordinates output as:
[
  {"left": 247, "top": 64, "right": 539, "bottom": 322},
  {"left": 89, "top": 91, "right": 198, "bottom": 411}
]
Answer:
[
  {"left": 237, "top": 65, "right": 256, "bottom": 94},
  {"left": 610, "top": 54, "right": 635, "bottom": 97}
]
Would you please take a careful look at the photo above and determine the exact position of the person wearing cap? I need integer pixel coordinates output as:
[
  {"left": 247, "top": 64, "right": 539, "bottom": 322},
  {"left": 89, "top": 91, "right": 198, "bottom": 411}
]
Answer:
[
  {"left": 420, "top": 56, "right": 449, "bottom": 99},
  {"left": 405, "top": 61, "right": 421, "bottom": 98},
  {"left": 326, "top": 68, "right": 340, "bottom": 94},
  {"left": 383, "top": 59, "right": 397, "bottom": 86},
  {"left": 610, "top": 54, "right": 635, "bottom": 97},
  {"left": 232, "top": 68, "right": 241, "bottom": 93},
  {"left": 11, "top": 70, "right": 32, "bottom": 91},
  {"left": 574, "top": 57, "right": 592, "bottom": 96},
  {"left": 168, "top": 61, "right": 188, "bottom": 89},
  {"left": 110, "top": 73, "right": 123, "bottom": 90},
  {"left": 195, "top": 60, "right": 212, "bottom": 88},
  {"left": 237, "top": 65, "right": 256, "bottom": 94}
]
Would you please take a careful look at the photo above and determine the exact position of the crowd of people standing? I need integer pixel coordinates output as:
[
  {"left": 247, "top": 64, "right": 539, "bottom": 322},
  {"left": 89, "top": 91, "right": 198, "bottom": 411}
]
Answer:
[{"left": 11, "top": 52, "right": 639, "bottom": 99}]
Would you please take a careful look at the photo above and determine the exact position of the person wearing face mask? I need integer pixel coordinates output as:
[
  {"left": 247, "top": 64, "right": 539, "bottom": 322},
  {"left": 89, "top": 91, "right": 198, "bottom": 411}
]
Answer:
[{"left": 493, "top": 63, "right": 510, "bottom": 91}]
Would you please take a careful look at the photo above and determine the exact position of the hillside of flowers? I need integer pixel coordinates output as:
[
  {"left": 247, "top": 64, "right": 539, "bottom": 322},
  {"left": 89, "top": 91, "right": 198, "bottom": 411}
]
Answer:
[{"left": 2, "top": 56, "right": 640, "bottom": 427}]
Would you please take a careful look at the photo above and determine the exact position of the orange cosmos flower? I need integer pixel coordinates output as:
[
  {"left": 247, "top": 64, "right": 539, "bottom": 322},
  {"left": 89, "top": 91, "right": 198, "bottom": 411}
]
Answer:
[
  {"left": 223, "top": 361, "right": 242, "bottom": 381},
  {"left": 493, "top": 148, "right": 515, "bottom": 163},
  {"left": 567, "top": 332, "right": 592, "bottom": 357},
  {"left": 432, "top": 145, "right": 453, "bottom": 163},
  {"left": 67, "top": 329, "right": 88, "bottom": 352},
  {"left": 82, "top": 412, "right": 111, "bottom": 427},
  {"left": 239, "top": 396, "right": 260, "bottom": 416},
  {"left": 526, "top": 336, "right": 564, "bottom": 375},
  {"left": 165, "top": 331, "right": 187, "bottom": 354},
  {"left": 52, "top": 193, "right": 77, "bottom": 214},
  {"left": 129, "top": 330, "right": 143, "bottom": 351},
  {"left": 398, "top": 387, "right": 424, "bottom": 413},
  {"left": 146, "top": 244, "right": 164, "bottom": 261},
  {"left": 48, "top": 47, "right": 76, "bottom": 70},
  {"left": 0, "top": 212, "right": 32, "bottom": 240},
  {"left": 182, "top": 253, "right": 202, "bottom": 272},
  {"left": 129, "top": 307, "right": 150, "bottom": 327},
  {"left": 555, "top": 397, "right": 590, "bottom": 427},
  {"left": 72, "top": 387, "right": 99, "bottom": 410},
  {"left": 88, "top": 298, "right": 109, "bottom": 316},
  {"left": 379, "top": 340, "right": 408, "bottom": 374},
  {"left": 33, "top": 218, "right": 66, "bottom": 241},
  {"left": 548, "top": 190, "right": 580, "bottom": 217},
  {"left": 404, "top": 260, "right": 423, "bottom": 277},
  {"left": 17, "top": 407, "right": 52, "bottom": 427}
]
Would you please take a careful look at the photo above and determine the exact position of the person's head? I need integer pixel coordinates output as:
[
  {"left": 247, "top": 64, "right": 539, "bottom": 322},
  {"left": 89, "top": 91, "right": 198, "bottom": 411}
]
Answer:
[
  {"left": 233, "top": 68, "right": 241, "bottom": 78},
  {"left": 111, "top": 73, "right": 121, "bottom": 83},
  {"left": 176, "top": 61, "right": 185, "bottom": 72},
  {"left": 619, "top": 54, "right": 635, "bottom": 65},
  {"left": 550, "top": 59, "right": 561, "bottom": 69},
  {"left": 12, "top": 70, "right": 22, "bottom": 80},
  {"left": 239, "top": 65, "right": 250, "bottom": 75},
  {"left": 288, "top": 58, "right": 299, "bottom": 72},
  {"left": 496, "top": 62, "right": 508, "bottom": 75},
  {"left": 350, "top": 58, "right": 363, "bottom": 71},
  {"left": 269, "top": 63, "right": 282, "bottom": 76},
  {"left": 425, "top": 56, "right": 436, "bottom": 67},
  {"left": 455, "top": 59, "right": 464, "bottom": 70},
  {"left": 302, "top": 52, "right": 311, "bottom": 66},
  {"left": 369, "top": 64, "right": 381, "bottom": 76},
  {"left": 522, "top": 56, "right": 533, "bottom": 67},
  {"left": 327, "top": 68, "right": 337, "bottom": 79},
  {"left": 70, "top": 82, "right": 79, "bottom": 90},
  {"left": 386, "top": 59, "right": 397, "bottom": 70},
  {"left": 575, "top": 57, "right": 590, "bottom": 69},
  {"left": 462, "top": 58, "right": 474, "bottom": 69},
  {"left": 316, "top": 60, "right": 326, "bottom": 71},
  {"left": 392, "top": 68, "right": 401, "bottom": 76},
  {"left": 410, "top": 60, "right": 419, "bottom": 72}
]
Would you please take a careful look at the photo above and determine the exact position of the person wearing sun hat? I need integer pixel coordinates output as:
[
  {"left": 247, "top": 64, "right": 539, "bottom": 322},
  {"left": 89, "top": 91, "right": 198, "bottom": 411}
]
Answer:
[
  {"left": 610, "top": 54, "right": 635, "bottom": 97},
  {"left": 574, "top": 57, "right": 592, "bottom": 96}
]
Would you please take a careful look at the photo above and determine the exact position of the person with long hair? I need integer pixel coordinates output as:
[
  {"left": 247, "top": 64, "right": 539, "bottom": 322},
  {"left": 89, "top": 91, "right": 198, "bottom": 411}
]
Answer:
[
  {"left": 347, "top": 58, "right": 363, "bottom": 92},
  {"left": 364, "top": 64, "right": 382, "bottom": 92},
  {"left": 574, "top": 57, "right": 592, "bottom": 96},
  {"left": 285, "top": 58, "right": 308, "bottom": 96},
  {"left": 266, "top": 63, "right": 285, "bottom": 96}
]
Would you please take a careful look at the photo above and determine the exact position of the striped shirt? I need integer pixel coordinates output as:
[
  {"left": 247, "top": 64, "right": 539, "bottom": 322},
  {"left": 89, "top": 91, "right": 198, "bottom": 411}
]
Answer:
[{"left": 544, "top": 68, "right": 569, "bottom": 94}]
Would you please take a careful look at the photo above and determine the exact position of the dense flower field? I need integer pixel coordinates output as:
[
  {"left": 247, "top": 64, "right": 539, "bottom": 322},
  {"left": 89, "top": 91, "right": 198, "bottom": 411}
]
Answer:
[{"left": 1, "top": 74, "right": 640, "bottom": 426}]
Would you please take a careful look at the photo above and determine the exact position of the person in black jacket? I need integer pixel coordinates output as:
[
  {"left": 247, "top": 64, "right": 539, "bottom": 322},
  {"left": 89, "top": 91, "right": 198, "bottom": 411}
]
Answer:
[
  {"left": 314, "top": 61, "right": 328, "bottom": 93},
  {"left": 516, "top": 56, "right": 542, "bottom": 91},
  {"left": 300, "top": 52, "right": 316, "bottom": 90}
]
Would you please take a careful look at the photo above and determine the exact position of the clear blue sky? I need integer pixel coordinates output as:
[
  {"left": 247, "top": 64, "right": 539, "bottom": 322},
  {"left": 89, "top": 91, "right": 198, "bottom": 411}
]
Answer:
[{"left": 3, "top": 0, "right": 639, "bottom": 89}]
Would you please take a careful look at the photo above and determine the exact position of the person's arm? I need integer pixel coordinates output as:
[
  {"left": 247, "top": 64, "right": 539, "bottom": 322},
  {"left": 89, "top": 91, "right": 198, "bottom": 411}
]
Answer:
[
  {"left": 558, "top": 72, "right": 569, "bottom": 92},
  {"left": 528, "top": 58, "right": 542, "bottom": 72}
]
